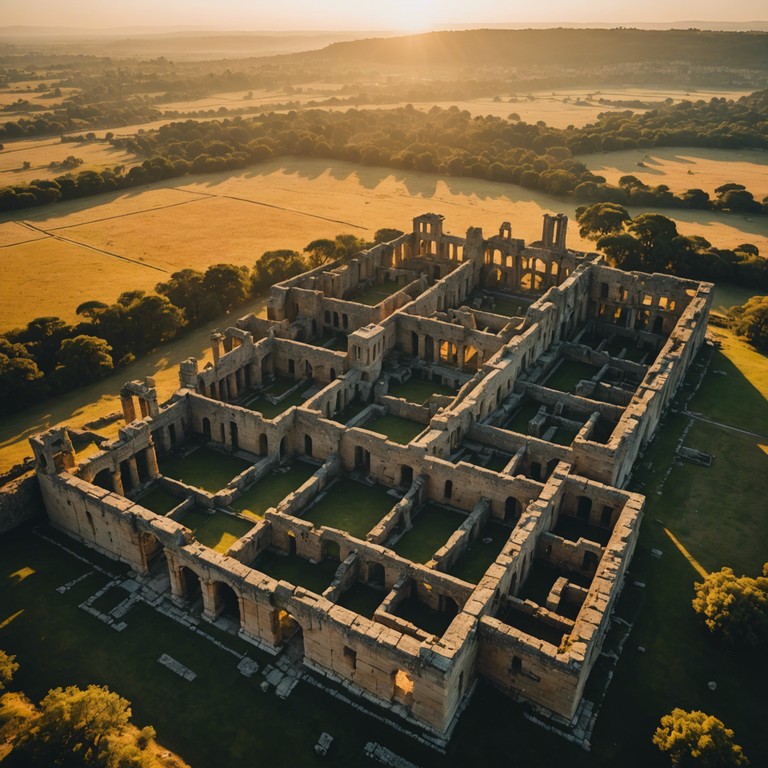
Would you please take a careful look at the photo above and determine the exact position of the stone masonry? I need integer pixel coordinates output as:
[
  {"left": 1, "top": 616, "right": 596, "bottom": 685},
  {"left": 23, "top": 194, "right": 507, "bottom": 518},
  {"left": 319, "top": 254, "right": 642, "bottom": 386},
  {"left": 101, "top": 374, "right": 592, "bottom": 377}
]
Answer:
[{"left": 30, "top": 213, "right": 711, "bottom": 743}]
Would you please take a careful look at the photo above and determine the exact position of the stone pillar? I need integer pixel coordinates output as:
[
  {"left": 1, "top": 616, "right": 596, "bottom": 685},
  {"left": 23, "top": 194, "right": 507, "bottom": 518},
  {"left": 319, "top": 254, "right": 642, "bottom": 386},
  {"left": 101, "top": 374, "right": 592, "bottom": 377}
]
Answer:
[
  {"left": 166, "top": 555, "right": 185, "bottom": 603},
  {"left": 139, "top": 398, "right": 149, "bottom": 419},
  {"left": 111, "top": 468, "right": 125, "bottom": 496},
  {"left": 211, "top": 332, "right": 225, "bottom": 364},
  {"left": 228, "top": 373, "right": 238, "bottom": 400},
  {"left": 121, "top": 394, "right": 136, "bottom": 424},
  {"left": 145, "top": 445, "right": 160, "bottom": 479},
  {"left": 159, "top": 426, "right": 172, "bottom": 452},
  {"left": 418, "top": 335, "right": 426, "bottom": 359},
  {"left": 128, "top": 456, "right": 140, "bottom": 489},
  {"left": 201, "top": 581, "right": 218, "bottom": 622},
  {"left": 458, "top": 345, "right": 465, "bottom": 370}
]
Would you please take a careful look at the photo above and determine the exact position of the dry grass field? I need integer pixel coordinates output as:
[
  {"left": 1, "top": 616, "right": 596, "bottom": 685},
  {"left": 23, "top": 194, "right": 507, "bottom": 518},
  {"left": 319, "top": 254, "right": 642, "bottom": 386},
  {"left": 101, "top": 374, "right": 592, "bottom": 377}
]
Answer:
[
  {"left": 401, "top": 87, "right": 753, "bottom": 128},
  {"left": 2, "top": 157, "right": 767, "bottom": 332},
  {"left": 580, "top": 146, "right": 768, "bottom": 200},
  {"left": 0, "top": 139, "right": 142, "bottom": 184}
]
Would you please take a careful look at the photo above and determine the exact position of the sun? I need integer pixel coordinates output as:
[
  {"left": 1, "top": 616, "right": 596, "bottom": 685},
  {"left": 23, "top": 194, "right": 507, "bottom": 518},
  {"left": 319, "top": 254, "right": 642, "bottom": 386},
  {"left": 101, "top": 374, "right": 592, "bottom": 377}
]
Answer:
[{"left": 392, "top": 0, "right": 440, "bottom": 32}]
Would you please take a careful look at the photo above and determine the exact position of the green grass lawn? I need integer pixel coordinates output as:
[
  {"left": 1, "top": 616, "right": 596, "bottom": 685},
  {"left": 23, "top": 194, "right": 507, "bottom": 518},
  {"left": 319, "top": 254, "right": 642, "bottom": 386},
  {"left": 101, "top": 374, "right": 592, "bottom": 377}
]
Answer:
[
  {"left": 252, "top": 549, "right": 338, "bottom": 595},
  {"left": 364, "top": 414, "right": 426, "bottom": 444},
  {"left": 244, "top": 389, "right": 307, "bottom": 419},
  {"left": 504, "top": 398, "right": 543, "bottom": 434},
  {"left": 0, "top": 526, "right": 440, "bottom": 768},
  {"left": 449, "top": 521, "right": 512, "bottom": 584},
  {"left": 391, "top": 504, "right": 467, "bottom": 564},
  {"left": 336, "top": 582, "right": 385, "bottom": 619},
  {"left": 301, "top": 479, "right": 396, "bottom": 538},
  {"left": 388, "top": 378, "right": 456, "bottom": 404},
  {"left": 231, "top": 462, "right": 317, "bottom": 520},
  {"left": 544, "top": 360, "right": 599, "bottom": 393},
  {"left": 136, "top": 485, "right": 182, "bottom": 515},
  {"left": 179, "top": 508, "right": 255, "bottom": 553},
  {"left": 159, "top": 447, "right": 251, "bottom": 493},
  {"left": 353, "top": 280, "right": 404, "bottom": 306}
]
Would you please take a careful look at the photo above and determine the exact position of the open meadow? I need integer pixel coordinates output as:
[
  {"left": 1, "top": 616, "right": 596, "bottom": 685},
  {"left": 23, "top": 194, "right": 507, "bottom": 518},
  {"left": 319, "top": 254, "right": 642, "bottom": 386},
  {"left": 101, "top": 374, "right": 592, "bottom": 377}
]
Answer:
[
  {"left": 2, "top": 156, "right": 767, "bottom": 332},
  {"left": 579, "top": 146, "right": 768, "bottom": 200}
]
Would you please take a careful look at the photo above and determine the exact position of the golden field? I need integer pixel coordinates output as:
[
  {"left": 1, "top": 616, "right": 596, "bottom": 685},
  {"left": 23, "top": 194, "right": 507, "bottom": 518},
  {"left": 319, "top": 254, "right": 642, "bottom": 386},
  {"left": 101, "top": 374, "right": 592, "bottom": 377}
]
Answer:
[
  {"left": 580, "top": 146, "right": 768, "bottom": 200},
  {"left": 2, "top": 156, "right": 767, "bottom": 332}
]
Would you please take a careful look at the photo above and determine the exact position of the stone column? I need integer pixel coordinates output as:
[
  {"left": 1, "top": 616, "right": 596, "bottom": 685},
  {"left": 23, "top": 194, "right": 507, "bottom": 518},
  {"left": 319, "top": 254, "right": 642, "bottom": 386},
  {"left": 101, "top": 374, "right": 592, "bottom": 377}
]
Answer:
[
  {"left": 111, "top": 468, "right": 125, "bottom": 496},
  {"left": 139, "top": 398, "right": 149, "bottom": 419},
  {"left": 145, "top": 445, "right": 160, "bottom": 479},
  {"left": 166, "top": 555, "right": 185, "bottom": 604},
  {"left": 128, "top": 457, "right": 140, "bottom": 489},
  {"left": 201, "top": 581, "right": 218, "bottom": 622},
  {"left": 228, "top": 373, "right": 238, "bottom": 400},
  {"left": 121, "top": 394, "right": 136, "bottom": 424},
  {"left": 418, "top": 335, "right": 426, "bottom": 359}
]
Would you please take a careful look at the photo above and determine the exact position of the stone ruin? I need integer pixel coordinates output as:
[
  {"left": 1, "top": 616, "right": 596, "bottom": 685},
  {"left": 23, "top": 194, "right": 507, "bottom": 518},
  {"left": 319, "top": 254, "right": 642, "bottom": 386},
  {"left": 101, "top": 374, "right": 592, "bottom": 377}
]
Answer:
[{"left": 30, "top": 213, "right": 712, "bottom": 745}]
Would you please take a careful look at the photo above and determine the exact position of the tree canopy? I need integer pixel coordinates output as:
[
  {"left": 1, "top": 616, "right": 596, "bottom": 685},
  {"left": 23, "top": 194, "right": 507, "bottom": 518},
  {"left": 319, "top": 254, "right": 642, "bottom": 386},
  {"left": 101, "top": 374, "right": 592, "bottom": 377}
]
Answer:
[
  {"left": 692, "top": 563, "right": 768, "bottom": 648},
  {"left": 728, "top": 296, "right": 768, "bottom": 350},
  {"left": 653, "top": 708, "right": 749, "bottom": 767}
]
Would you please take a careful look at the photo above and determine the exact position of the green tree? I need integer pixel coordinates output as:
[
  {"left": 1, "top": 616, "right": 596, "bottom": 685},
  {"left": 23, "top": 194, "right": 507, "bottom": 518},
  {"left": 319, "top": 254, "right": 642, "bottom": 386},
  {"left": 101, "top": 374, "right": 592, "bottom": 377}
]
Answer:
[
  {"left": 692, "top": 563, "right": 768, "bottom": 647},
  {"left": 155, "top": 269, "right": 207, "bottom": 324},
  {"left": 252, "top": 250, "right": 305, "bottom": 293},
  {"left": 575, "top": 202, "right": 631, "bottom": 240},
  {"left": 303, "top": 238, "right": 337, "bottom": 268},
  {"left": 653, "top": 709, "right": 749, "bottom": 767},
  {"left": 16, "top": 685, "right": 132, "bottom": 766},
  {"left": 54, "top": 335, "right": 113, "bottom": 389},
  {"left": 202, "top": 263, "right": 250, "bottom": 313},
  {"left": 0, "top": 649, "right": 18, "bottom": 690}
]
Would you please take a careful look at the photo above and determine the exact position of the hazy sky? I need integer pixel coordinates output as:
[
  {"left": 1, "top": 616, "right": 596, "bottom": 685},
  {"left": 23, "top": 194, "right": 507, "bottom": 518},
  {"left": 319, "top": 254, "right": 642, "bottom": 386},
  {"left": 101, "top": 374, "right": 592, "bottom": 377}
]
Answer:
[{"left": 4, "top": 0, "right": 766, "bottom": 31}]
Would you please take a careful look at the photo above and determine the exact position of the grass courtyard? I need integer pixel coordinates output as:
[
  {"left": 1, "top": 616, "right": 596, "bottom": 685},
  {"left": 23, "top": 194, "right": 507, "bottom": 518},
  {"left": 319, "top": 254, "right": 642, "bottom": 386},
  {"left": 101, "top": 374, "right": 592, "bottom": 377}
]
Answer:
[
  {"left": 364, "top": 414, "right": 426, "bottom": 444},
  {"left": 449, "top": 521, "right": 513, "bottom": 583},
  {"left": 388, "top": 378, "right": 456, "bottom": 404},
  {"left": 136, "top": 485, "right": 183, "bottom": 515},
  {"left": 252, "top": 549, "right": 339, "bottom": 595},
  {"left": 231, "top": 461, "right": 317, "bottom": 520},
  {"left": 336, "top": 582, "right": 385, "bottom": 619},
  {"left": 544, "top": 360, "right": 599, "bottom": 393},
  {"left": 352, "top": 279, "right": 404, "bottom": 306},
  {"left": 301, "top": 478, "right": 397, "bottom": 539},
  {"left": 159, "top": 446, "right": 251, "bottom": 493},
  {"left": 178, "top": 508, "right": 255, "bottom": 553},
  {"left": 390, "top": 504, "right": 467, "bottom": 564}
]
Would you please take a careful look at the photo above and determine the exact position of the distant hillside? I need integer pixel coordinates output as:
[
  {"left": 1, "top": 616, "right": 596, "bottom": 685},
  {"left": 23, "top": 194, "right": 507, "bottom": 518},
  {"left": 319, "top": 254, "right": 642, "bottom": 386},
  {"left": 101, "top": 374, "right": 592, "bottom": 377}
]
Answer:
[{"left": 307, "top": 28, "right": 768, "bottom": 69}]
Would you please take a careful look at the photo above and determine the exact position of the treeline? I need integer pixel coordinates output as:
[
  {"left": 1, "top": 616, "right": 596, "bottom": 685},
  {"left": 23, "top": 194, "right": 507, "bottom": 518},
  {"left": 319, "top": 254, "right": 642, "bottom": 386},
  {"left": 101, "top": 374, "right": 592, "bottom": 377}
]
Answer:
[
  {"left": 0, "top": 233, "right": 375, "bottom": 417},
  {"left": 576, "top": 203, "right": 768, "bottom": 288},
  {"left": 3, "top": 91, "right": 768, "bottom": 215},
  {"left": 0, "top": 97, "right": 162, "bottom": 140}
]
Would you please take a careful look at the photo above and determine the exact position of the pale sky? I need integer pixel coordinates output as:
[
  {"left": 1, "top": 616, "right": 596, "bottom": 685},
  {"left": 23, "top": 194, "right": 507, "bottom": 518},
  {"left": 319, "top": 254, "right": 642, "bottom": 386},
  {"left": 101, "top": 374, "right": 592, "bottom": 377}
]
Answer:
[{"left": 3, "top": 0, "right": 766, "bottom": 32}]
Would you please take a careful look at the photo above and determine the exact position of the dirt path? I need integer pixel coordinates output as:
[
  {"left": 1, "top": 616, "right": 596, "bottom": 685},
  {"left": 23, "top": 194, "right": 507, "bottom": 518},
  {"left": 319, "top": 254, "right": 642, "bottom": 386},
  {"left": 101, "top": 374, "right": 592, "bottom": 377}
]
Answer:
[{"left": 0, "top": 295, "right": 269, "bottom": 470}]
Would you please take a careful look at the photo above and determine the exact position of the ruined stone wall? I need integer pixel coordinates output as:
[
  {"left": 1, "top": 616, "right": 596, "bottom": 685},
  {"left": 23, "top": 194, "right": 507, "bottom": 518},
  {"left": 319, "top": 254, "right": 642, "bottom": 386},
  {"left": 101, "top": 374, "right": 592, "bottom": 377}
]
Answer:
[{"left": 0, "top": 473, "right": 43, "bottom": 533}]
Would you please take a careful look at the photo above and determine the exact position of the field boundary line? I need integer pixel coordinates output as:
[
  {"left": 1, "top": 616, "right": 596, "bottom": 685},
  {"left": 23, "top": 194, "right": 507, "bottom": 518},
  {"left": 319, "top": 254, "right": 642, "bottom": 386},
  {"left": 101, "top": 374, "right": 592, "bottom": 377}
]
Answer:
[
  {"left": 172, "top": 186, "right": 369, "bottom": 230},
  {"left": 684, "top": 411, "right": 768, "bottom": 440},
  {"left": 16, "top": 220, "right": 169, "bottom": 273},
  {"left": 45, "top": 196, "right": 208, "bottom": 232}
]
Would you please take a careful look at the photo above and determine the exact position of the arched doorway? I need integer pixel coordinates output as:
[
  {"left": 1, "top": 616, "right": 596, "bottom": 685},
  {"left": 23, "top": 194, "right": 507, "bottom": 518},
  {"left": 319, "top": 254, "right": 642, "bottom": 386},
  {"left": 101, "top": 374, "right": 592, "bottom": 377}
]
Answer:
[
  {"left": 505, "top": 497, "right": 522, "bottom": 524},
  {"left": 230, "top": 422, "right": 239, "bottom": 451},
  {"left": 93, "top": 468, "right": 113, "bottom": 492},
  {"left": 202, "top": 418, "right": 212, "bottom": 441},
  {"left": 304, "top": 434, "right": 313, "bottom": 457},
  {"left": 214, "top": 582, "right": 241, "bottom": 624},
  {"left": 582, "top": 551, "right": 599, "bottom": 573},
  {"left": 367, "top": 562, "right": 385, "bottom": 587},
  {"left": 577, "top": 496, "right": 593, "bottom": 521},
  {"left": 279, "top": 437, "right": 288, "bottom": 461},
  {"left": 259, "top": 434, "right": 268, "bottom": 456}
]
